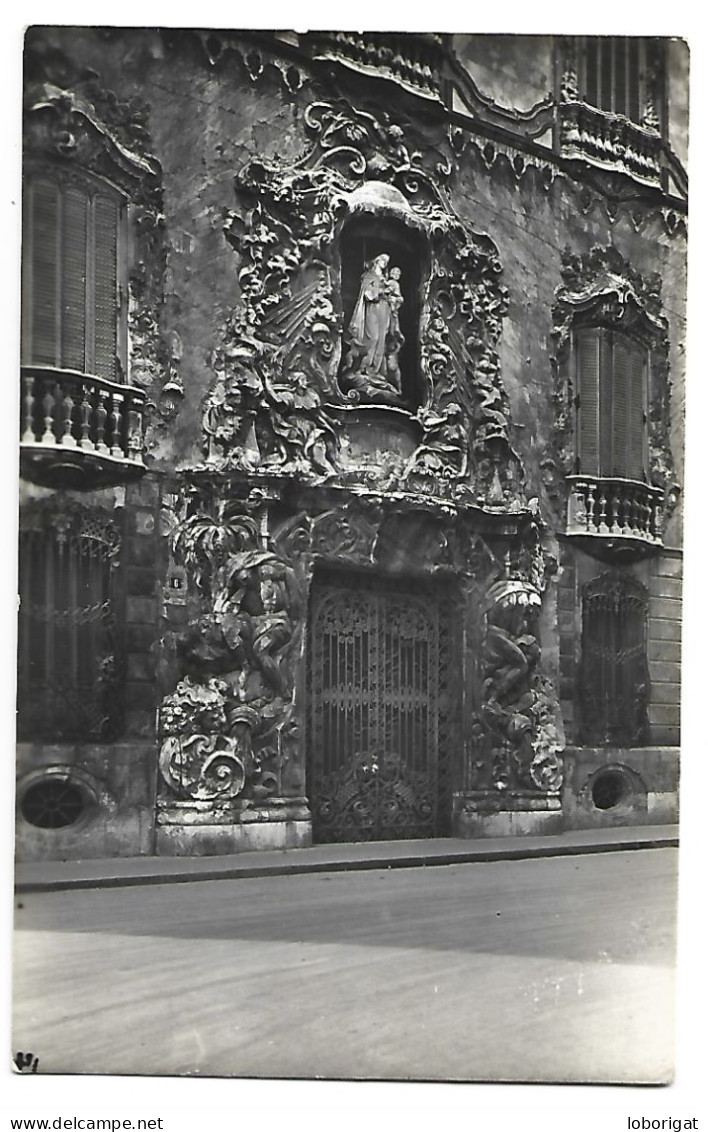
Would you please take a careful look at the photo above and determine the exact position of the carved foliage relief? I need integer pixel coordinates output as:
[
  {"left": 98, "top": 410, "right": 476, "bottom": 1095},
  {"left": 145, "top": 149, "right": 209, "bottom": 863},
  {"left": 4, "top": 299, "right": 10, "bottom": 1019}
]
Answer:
[
  {"left": 203, "top": 98, "right": 523, "bottom": 507},
  {"left": 158, "top": 480, "right": 563, "bottom": 807}
]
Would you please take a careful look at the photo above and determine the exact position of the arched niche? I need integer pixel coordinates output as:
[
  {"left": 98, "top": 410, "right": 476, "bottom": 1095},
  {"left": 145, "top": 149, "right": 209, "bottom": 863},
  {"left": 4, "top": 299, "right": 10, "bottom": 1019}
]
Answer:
[{"left": 335, "top": 185, "right": 431, "bottom": 411}]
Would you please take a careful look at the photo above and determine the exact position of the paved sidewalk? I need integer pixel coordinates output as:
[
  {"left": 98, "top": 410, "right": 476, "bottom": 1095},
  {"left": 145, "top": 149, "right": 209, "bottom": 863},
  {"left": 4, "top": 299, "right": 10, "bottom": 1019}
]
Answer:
[{"left": 15, "top": 823, "right": 678, "bottom": 892}]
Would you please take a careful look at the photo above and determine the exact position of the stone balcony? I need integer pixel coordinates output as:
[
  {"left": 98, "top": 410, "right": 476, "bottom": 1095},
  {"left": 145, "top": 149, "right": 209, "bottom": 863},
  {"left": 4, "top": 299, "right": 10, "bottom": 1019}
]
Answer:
[
  {"left": 20, "top": 366, "right": 147, "bottom": 489},
  {"left": 558, "top": 100, "right": 663, "bottom": 187},
  {"left": 566, "top": 475, "right": 663, "bottom": 559},
  {"left": 308, "top": 31, "right": 445, "bottom": 103}
]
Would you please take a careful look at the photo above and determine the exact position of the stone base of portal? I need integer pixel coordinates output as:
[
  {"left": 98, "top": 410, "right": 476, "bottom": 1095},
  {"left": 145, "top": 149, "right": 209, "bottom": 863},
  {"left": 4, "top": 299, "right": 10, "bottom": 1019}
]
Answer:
[
  {"left": 452, "top": 792, "right": 564, "bottom": 839},
  {"left": 155, "top": 796, "right": 312, "bottom": 856}
]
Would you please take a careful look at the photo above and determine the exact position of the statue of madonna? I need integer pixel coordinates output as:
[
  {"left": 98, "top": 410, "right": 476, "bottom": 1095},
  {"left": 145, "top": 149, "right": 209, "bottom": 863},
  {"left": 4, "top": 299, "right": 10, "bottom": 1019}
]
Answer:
[{"left": 341, "top": 254, "right": 404, "bottom": 404}]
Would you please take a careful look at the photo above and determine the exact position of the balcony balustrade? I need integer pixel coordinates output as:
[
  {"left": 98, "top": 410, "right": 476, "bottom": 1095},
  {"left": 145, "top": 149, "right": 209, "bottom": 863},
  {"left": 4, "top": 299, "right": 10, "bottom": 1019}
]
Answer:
[
  {"left": 20, "top": 366, "right": 147, "bottom": 489},
  {"left": 559, "top": 101, "right": 663, "bottom": 187},
  {"left": 308, "top": 32, "right": 445, "bottom": 102},
  {"left": 566, "top": 475, "right": 663, "bottom": 557}
]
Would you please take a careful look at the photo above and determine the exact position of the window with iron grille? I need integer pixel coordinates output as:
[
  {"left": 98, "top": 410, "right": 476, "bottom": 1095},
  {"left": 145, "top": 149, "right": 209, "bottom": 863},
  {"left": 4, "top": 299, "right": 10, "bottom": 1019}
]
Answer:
[
  {"left": 580, "top": 572, "right": 649, "bottom": 747},
  {"left": 576, "top": 37, "right": 660, "bottom": 128},
  {"left": 17, "top": 515, "right": 123, "bottom": 743},
  {"left": 21, "top": 169, "right": 128, "bottom": 382},
  {"left": 574, "top": 327, "right": 649, "bottom": 482}
]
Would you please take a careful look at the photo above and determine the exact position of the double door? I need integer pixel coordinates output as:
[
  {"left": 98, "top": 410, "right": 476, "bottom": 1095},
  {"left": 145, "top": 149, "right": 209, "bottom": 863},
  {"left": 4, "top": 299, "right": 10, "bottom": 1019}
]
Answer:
[{"left": 307, "top": 572, "right": 453, "bottom": 843}]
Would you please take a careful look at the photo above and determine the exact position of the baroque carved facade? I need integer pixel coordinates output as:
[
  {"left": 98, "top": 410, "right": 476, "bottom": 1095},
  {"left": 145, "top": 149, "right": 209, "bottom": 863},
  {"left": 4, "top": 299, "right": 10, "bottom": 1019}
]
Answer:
[{"left": 16, "top": 29, "right": 686, "bottom": 858}]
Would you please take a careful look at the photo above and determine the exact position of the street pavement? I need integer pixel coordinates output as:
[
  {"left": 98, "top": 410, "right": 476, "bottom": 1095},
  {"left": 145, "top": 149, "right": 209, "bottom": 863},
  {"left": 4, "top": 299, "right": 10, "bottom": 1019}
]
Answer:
[{"left": 12, "top": 847, "right": 677, "bottom": 1084}]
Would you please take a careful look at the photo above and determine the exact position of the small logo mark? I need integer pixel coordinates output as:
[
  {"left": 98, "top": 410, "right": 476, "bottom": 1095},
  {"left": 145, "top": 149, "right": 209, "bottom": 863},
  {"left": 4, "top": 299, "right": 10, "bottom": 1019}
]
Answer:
[{"left": 14, "top": 1051, "right": 39, "bottom": 1073}]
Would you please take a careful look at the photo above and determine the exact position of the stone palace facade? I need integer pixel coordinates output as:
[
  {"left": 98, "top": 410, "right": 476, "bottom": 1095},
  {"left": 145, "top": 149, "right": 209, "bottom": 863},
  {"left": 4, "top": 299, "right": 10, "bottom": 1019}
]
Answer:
[{"left": 16, "top": 29, "right": 687, "bottom": 859}]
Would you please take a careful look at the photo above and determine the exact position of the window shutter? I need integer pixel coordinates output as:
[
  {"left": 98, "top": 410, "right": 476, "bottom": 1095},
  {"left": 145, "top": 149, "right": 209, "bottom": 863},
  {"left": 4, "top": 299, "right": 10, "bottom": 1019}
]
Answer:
[
  {"left": 599, "top": 330, "right": 614, "bottom": 474},
  {"left": 611, "top": 334, "right": 630, "bottom": 476},
  {"left": 628, "top": 344, "right": 647, "bottom": 480},
  {"left": 613, "top": 38, "right": 627, "bottom": 117},
  {"left": 576, "top": 328, "right": 600, "bottom": 475},
  {"left": 61, "top": 184, "right": 89, "bottom": 372},
  {"left": 628, "top": 38, "right": 641, "bottom": 122},
  {"left": 30, "top": 178, "right": 59, "bottom": 366},
  {"left": 92, "top": 193, "right": 119, "bottom": 381},
  {"left": 600, "top": 39, "right": 614, "bottom": 112},
  {"left": 23, "top": 173, "right": 123, "bottom": 382}
]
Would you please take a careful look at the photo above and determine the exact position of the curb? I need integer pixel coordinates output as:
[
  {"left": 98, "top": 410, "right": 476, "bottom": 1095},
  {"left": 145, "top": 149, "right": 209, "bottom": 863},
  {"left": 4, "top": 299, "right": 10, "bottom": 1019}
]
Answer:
[{"left": 15, "top": 832, "right": 679, "bottom": 894}]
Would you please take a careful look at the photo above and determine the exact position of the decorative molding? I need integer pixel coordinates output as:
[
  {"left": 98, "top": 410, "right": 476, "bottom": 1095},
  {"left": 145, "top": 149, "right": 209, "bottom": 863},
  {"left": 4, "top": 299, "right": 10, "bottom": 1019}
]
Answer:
[
  {"left": 548, "top": 245, "right": 677, "bottom": 537},
  {"left": 23, "top": 45, "right": 169, "bottom": 468},
  {"left": 201, "top": 96, "right": 526, "bottom": 513}
]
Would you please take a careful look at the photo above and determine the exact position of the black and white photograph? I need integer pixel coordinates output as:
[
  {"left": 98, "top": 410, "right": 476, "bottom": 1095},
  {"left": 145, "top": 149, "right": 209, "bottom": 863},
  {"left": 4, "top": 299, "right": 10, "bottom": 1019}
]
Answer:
[{"left": 6, "top": 10, "right": 701, "bottom": 1121}]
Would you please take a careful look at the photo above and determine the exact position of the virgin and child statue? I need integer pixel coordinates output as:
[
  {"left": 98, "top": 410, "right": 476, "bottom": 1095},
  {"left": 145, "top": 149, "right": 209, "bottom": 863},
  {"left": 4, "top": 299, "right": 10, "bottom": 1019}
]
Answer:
[{"left": 341, "top": 254, "right": 405, "bottom": 404}]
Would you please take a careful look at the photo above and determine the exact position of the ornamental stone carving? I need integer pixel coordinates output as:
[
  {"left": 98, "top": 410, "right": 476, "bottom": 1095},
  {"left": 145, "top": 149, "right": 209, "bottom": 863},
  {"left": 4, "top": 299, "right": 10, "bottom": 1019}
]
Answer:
[
  {"left": 549, "top": 245, "right": 677, "bottom": 518},
  {"left": 201, "top": 96, "right": 524, "bottom": 510}
]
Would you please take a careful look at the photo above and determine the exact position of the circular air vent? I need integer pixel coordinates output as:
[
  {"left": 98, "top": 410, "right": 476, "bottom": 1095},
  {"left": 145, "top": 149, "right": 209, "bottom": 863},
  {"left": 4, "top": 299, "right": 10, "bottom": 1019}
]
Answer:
[
  {"left": 21, "top": 778, "right": 87, "bottom": 829},
  {"left": 591, "top": 768, "right": 630, "bottom": 811}
]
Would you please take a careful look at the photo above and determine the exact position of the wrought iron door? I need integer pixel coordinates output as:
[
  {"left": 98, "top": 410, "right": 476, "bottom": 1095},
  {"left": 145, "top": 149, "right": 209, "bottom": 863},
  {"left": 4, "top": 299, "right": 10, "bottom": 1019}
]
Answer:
[{"left": 307, "top": 572, "right": 453, "bottom": 843}]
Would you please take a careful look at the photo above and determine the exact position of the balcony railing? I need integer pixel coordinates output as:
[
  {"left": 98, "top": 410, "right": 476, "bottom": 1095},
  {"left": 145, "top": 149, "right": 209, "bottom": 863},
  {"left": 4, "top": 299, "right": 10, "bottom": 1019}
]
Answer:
[
  {"left": 566, "top": 476, "right": 663, "bottom": 552},
  {"left": 308, "top": 32, "right": 445, "bottom": 103},
  {"left": 559, "top": 101, "right": 663, "bottom": 187},
  {"left": 20, "top": 366, "right": 147, "bottom": 489}
]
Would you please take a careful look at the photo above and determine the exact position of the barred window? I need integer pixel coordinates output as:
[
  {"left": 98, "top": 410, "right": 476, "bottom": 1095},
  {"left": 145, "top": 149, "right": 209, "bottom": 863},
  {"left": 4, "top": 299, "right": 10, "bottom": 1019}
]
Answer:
[
  {"left": 17, "top": 518, "right": 123, "bottom": 742},
  {"left": 580, "top": 573, "right": 649, "bottom": 747},
  {"left": 21, "top": 170, "right": 127, "bottom": 382},
  {"left": 575, "top": 327, "right": 648, "bottom": 482}
]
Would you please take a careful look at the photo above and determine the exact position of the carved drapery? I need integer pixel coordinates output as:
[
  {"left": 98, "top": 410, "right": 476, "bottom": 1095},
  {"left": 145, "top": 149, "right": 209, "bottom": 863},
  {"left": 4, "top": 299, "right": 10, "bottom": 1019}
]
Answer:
[{"left": 203, "top": 97, "right": 524, "bottom": 510}]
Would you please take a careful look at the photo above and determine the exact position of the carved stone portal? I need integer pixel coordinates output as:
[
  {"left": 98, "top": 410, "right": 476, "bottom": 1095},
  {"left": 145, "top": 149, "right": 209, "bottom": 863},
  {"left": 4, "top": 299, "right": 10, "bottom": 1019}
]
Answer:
[{"left": 157, "top": 475, "right": 563, "bottom": 842}]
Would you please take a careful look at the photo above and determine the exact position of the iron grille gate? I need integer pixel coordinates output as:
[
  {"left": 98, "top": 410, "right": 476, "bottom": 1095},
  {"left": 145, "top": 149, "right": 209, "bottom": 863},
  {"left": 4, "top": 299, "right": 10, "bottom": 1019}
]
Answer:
[{"left": 307, "top": 572, "right": 453, "bottom": 843}]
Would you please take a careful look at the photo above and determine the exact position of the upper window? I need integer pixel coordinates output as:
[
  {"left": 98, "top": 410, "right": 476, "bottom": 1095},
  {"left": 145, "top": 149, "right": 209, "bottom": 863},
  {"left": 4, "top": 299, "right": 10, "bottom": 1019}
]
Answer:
[
  {"left": 574, "top": 327, "right": 648, "bottom": 482},
  {"left": 578, "top": 37, "right": 650, "bottom": 125},
  {"left": 22, "top": 169, "right": 128, "bottom": 383}
]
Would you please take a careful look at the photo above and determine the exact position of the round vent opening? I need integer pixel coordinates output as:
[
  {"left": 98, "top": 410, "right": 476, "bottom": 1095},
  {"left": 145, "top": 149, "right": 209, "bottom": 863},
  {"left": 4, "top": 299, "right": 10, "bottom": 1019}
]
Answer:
[
  {"left": 21, "top": 778, "right": 87, "bottom": 829},
  {"left": 591, "top": 769, "right": 630, "bottom": 811}
]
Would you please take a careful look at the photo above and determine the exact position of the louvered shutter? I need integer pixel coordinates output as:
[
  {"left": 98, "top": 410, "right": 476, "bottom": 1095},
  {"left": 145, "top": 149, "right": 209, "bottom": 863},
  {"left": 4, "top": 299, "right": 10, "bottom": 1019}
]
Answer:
[
  {"left": 577, "top": 328, "right": 600, "bottom": 475},
  {"left": 599, "top": 330, "right": 614, "bottom": 474},
  {"left": 28, "top": 178, "right": 59, "bottom": 366},
  {"left": 611, "top": 334, "right": 630, "bottom": 476},
  {"left": 61, "top": 184, "right": 89, "bottom": 372},
  {"left": 23, "top": 173, "right": 123, "bottom": 380},
  {"left": 92, "top": 192, "right": 119, "bottom": 380},
  {"left": 628, "top": 343, "right": 647, "bottom": 480}
]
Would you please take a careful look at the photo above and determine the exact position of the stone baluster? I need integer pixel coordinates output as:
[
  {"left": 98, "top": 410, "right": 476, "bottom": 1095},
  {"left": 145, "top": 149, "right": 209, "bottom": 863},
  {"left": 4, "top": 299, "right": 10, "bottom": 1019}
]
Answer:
[
  {"left": 21, "top": 373, "right": 36, "bottom": 443},
  {"left": 59, "top": 381, "right": 78, "bottom": 448},
  {"left": 608, "top": 489, "right": 621, "bottom": 534},
  {"left": 41, "top": 380, "right": 56, "bottom": 445},
  {"left": 596, "top": 487, "right": 609, "bottom": 534},
  {"left": 620, "top": 486, "right": 632, "bottom": 535},
  {"left": 628, "top": 487, "right": 640, "bottom": 536},
  {"left": 109, "top": 391, "right": 124, "bottom": 458},
  {"left": 78, "top": 382, "right": 94, "bottom": 450},
  {"left": 585, "top": 481, "right": 596, "bottom": 531},
  {"left": 95, "top": 387, "right": 111, "bottom": 454}
]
